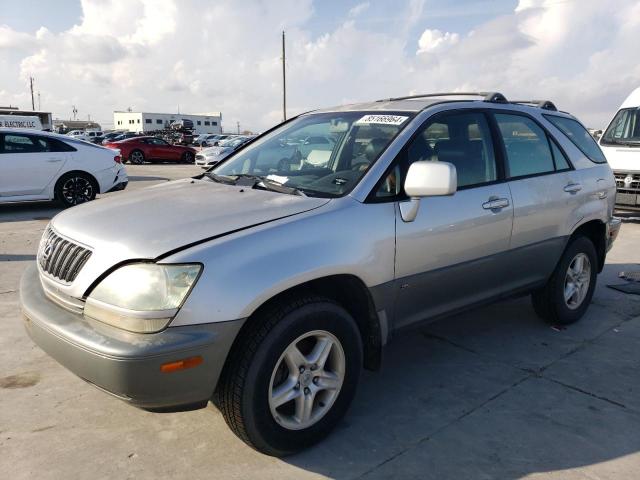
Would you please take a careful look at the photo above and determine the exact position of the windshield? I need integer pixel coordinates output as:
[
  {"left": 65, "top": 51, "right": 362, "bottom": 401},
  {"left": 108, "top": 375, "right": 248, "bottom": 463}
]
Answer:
[
  {"left": 601, "top": 107, "right": 640, "bottom": 145},
  {"left": 213, "top": 111, "right": 413, "bottom": 197}
]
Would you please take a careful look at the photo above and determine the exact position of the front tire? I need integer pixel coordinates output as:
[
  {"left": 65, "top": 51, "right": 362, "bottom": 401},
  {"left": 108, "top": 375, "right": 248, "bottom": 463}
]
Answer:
[
  {"left": 532, "top": 236, "right": 598, "bottom": 325},
  {"left": 181, "top": 151, "right": 194, "bottom": 163},
  {"left": 217, "top": 296, "right": 362, "bottom": 456},
  {"left": 55, "top": 172, "right": 97, "bottom": 207}
]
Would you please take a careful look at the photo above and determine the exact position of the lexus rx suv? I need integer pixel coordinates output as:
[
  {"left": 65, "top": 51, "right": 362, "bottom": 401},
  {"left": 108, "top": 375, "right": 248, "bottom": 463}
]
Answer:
[{"left": 21, "top": 92, "right": 619, "bottom": 456}]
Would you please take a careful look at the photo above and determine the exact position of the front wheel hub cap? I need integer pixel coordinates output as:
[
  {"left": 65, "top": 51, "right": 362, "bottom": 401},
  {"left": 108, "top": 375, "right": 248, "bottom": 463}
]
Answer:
[{"left": 268, "top": 330, "right": 345, "bottom": 431}]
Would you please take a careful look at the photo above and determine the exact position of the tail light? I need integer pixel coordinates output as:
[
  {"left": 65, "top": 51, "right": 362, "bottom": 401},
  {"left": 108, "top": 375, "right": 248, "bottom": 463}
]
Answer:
[{"left": 114, "top": 155, "right": 122, "bottom": 164}]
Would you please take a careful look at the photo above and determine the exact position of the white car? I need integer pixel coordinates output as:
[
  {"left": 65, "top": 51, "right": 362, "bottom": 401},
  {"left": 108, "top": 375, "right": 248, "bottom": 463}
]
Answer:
[
  {"left": 195, "top": 136, "right": 253, "bottom": 168},
  {"left": 599, "top": 86, "right": 640, "bottom": 210},
  {"left": 0, "top": 128, "right": 128, "bottom": 206}
]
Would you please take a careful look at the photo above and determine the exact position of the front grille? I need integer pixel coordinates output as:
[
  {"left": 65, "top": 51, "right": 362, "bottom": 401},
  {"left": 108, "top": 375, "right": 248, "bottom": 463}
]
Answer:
[
  {"left": 38, "top": 227, "right": 92, "bottom": 283},
  {"left": 614, "top": 172, "right": 640, "bottom": 192}
]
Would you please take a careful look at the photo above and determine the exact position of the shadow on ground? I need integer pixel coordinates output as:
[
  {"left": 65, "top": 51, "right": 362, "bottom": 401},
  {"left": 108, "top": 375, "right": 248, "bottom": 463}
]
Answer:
[{"left": 0, "top": 202, "right": 61, "bottom": 223}]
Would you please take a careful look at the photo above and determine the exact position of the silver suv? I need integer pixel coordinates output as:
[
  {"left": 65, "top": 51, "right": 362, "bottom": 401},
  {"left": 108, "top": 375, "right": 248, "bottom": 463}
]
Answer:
[{"left": 21, "top": 92, "right": 620, "bottom": 456}]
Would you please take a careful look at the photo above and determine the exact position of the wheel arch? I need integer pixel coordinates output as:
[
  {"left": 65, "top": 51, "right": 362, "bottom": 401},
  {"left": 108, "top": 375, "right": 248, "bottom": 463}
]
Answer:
[
  {"left": 569, "top": 219, "right": 606, "bottom": 272},
  {"left": 226, "top": 274, "right": 383, "bottom": 372},
  {"left": 54, "top": 169, "right": 101, "bottom": 197}
]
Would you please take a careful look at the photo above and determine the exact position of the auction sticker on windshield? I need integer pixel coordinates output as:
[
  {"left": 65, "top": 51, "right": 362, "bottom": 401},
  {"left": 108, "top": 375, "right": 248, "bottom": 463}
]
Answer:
[{"left": 355, "top": 114, "right": 408, "bottom": 126}]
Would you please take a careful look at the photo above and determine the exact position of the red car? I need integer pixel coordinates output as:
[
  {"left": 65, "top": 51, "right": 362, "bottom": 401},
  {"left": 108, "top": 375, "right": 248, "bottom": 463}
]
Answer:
[{"left": 104, "top": 136, "right": 196, "bottom": 164}]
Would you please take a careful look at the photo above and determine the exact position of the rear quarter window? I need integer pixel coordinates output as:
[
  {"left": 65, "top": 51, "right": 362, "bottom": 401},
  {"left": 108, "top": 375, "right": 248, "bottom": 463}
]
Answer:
[{"left": 544, "top": 115, "right": 607, "bottom": 163}]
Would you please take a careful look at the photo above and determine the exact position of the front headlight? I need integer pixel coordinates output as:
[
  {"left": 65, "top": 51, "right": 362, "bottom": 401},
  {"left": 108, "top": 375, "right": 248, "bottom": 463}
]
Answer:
[{"left": 84, "top": 263, "right": 202, "bottom": 333}]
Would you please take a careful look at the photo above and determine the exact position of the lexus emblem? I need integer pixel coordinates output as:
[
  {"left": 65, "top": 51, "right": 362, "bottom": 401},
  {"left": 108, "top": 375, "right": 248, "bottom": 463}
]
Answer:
[
  {"left": 624, "top": 175, "right": 634, "bottom": 188},
  {"left": 42, "top": 243, "right": 54, "bottom": 260}
]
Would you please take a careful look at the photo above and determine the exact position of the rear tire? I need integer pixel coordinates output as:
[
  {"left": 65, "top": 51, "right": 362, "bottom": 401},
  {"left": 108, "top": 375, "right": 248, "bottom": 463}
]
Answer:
[
  {"left": 532, "top": 236, "right": 598, "bottom": 325},
  {"left": 54, "top": 172, "right": 97, "bottom": 208},
  {"left": 129, "top": 149, "right": 145, "bottom": 164},
  {"left": 216, "top": 295, "right": 362, "bottom": 456}
]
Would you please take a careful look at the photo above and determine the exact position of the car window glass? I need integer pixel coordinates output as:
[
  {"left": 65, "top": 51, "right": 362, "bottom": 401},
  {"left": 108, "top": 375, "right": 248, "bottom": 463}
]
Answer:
[
  {"left": 544, "top": 114, "right": 607, "bottom": 163},
  {"left": 377, "top": 111, "right": 496, "bottom": 197},
  {"left": 214, "top": 111, "right": 412, "bottom": 197},
  {"left": 495, "top": 114, "right": 555, "bottom": 178},
  {"left": 550, "top": 138, "right": 570, "bottom": 170},
  {"left": 1, "top": 134, "right": 48, "bottom": 153}
]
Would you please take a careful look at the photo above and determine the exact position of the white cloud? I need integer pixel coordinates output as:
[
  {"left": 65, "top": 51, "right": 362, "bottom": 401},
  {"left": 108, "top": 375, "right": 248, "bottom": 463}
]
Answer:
[
  {"left": 348, "top": 2, "right": 370, "bottom": 18},
  {"left": 3, "top": 0, "right": 640, "bottom": 131},
  {"left": 416, "top": 29, "right": 460, "bottom": 54}
]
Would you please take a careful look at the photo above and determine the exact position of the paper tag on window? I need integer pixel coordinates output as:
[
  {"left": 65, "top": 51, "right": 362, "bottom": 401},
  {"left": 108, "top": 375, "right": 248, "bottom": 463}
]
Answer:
[
  {"left": 355, "top": 114, "right": 409, "bottom": 126},
  {"left": 266, "top": 174, "right": 289, "bottom": 185}
]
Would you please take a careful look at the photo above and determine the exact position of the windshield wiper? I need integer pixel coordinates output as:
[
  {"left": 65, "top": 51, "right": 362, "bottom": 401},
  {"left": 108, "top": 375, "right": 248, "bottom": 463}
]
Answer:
[
  {"left": 255, "top": 178, "right": 306, "bottom": 197},
  {"left": 205, "top": 172, "right": 306, "bottom": 196},
  {"left": 203, "top": 172, "right": 236, "bottom": 184}
]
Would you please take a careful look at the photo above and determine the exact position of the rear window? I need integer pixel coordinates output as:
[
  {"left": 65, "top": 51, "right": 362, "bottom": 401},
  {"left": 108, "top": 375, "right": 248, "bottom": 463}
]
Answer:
[{"left": 544, "top": 115, "right": 607, "bottom": 163}]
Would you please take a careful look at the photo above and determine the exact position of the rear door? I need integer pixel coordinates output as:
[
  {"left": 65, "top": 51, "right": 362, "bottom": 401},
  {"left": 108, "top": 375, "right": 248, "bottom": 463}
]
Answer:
[
  {"left": 492, "top": 112, "right": 583, "bottom": 287},
  {"left": 0, "top": 133, "right": 68, "bottom": 197},
  {"left": 388, "top": 110, "right": 514, "bottom": 328}
]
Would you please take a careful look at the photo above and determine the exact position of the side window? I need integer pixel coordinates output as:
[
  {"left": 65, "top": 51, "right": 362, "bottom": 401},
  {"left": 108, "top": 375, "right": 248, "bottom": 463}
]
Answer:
[
  {"left": 47, "top": 138, "right": 76, "bottom": 152},
  {"left": 1, "top": 134, "right": 47, "bottom": 153},
  {"left": 495, "top": 114, "right": 555, "bottom": 178},
  {"left": 377, "top": 111, "right": 497, "bottom": 197},
  {"left": 543, "top": 114, "right": 607, "bottom": 163}
]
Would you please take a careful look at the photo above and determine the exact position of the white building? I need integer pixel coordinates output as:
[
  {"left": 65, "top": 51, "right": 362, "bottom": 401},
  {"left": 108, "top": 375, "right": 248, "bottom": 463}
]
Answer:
[{"left": 113, "top": 111, "right": 222, "bottom": 134}]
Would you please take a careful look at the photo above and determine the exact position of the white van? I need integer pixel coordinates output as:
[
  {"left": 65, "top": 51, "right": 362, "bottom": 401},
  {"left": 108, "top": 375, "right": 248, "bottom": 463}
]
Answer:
[
  {"left": 0, "top": 115, "right": 43, "bottom": 130},
  {"left": 600, "top": 87, "right": 640, "bottom": 210}
]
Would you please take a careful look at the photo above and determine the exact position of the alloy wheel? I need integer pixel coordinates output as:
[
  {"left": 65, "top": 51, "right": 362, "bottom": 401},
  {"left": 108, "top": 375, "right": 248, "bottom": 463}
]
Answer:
[
  {"left": 130, "top": 151, "right": 144, "bottom": 164},
  {"left": 564, "top": 252, "right": 591, "bottom": 310},
  {"left": 61, "top": 177, "right": 94, "bottom": 205},
  {"left": 268, "top": 330, "right": 345, "bottom": 431}
]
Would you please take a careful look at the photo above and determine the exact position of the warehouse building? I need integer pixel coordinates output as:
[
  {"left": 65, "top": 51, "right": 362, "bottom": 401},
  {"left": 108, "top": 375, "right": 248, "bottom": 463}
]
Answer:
[{"left": 113, "top": 111, "right": 222, "bottom": 134}]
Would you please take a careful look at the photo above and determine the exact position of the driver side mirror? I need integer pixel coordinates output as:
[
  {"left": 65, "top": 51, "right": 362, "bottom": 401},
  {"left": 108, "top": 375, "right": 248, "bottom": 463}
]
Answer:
[{"left": 400, "top": 161, "right": 457, "bottom": 222}]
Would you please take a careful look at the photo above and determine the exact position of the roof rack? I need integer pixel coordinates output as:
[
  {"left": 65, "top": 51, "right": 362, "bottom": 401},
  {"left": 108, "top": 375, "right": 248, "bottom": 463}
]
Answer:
[
  {"left": 510, "top": 100, "right": 558, "bottom": 111},
  {"left": 377, "top": 92, "right": 509, "bottom": 104}
]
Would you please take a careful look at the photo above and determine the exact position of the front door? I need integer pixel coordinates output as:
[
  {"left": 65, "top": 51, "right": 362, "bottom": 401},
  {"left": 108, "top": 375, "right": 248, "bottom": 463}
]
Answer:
[{"left": 390, "top": 110, "right": 514, "bottom": 328}]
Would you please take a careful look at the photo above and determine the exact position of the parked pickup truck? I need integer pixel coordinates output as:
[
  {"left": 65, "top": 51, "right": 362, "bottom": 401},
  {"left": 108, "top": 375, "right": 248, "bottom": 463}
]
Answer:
[{"left": 20, "top": 92, "right": 620, "bottom": 456}]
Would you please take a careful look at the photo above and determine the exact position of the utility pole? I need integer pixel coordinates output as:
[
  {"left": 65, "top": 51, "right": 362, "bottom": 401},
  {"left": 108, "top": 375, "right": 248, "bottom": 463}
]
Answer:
[
  {"left": 30, "top": 77, "right": 35, "bottom": 110},
  {"left": 237, "top": 121, "right": 240, "bottom": 134},
  {"left": 282, "top": 30, "right": 286, "bottom": 122}
]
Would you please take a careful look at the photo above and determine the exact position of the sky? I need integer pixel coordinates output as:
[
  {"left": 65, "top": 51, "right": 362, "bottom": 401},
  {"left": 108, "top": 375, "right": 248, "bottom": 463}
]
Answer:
[{"left": 1, "top": 0, "right": 639, "bottom": 132}]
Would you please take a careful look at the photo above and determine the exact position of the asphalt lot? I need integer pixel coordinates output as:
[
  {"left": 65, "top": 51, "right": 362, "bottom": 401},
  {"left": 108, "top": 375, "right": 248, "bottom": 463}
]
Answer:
[{"left": 1, "top": 164, "right": 640, "bottom": 479}]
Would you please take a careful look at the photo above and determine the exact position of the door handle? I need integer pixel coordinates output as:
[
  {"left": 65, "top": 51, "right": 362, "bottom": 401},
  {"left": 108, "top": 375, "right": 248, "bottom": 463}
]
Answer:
[
  {"left": 482, "top": 197, "right": 510, "bottom": 210},
  {"left": 564, "top": 183, "right": 582, "bottom": 193},
  {"left": 46, "top": 158, "right": 63, "bottom": 163}
]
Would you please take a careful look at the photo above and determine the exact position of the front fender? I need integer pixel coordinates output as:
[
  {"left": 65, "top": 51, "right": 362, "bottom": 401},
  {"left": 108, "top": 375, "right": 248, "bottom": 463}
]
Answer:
[{"left": 165, "top": 198, "right": 397, "bottom": 326}]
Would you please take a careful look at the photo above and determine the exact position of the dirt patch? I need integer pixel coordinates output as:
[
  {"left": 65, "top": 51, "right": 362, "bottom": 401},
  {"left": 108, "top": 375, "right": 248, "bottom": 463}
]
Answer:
[{"left": 0, "top": 372, "right": 40, "bottom": 389}]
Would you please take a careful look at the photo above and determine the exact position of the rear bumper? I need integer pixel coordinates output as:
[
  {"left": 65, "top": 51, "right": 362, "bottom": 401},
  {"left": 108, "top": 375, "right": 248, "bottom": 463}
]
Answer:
[
  {"left": 607, "top": 217, "right": 622, "bottom": 252},
  {"left": 20, "top": 264, "right": 243, "bottom": 409}
]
